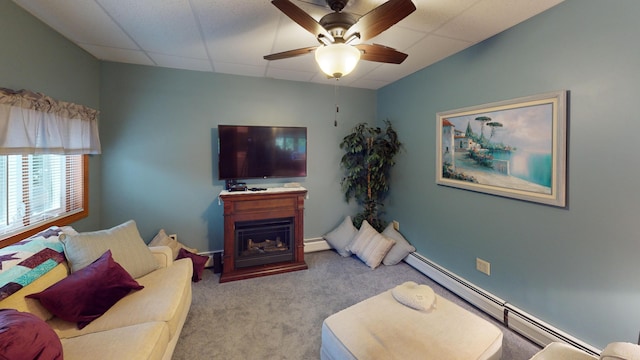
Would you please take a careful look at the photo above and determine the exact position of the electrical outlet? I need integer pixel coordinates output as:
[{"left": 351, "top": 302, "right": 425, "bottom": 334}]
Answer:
[
  {"left": 476, "top": 258, "right": 491, "bottom": 276},
  {"left": 169, "top": 234, "right": 177, "bottom": 242},
  {"left": 392, "top": 220, "right": 400, "bottom": 231}
]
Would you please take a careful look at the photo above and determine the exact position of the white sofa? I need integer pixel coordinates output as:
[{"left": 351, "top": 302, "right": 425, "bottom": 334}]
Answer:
[{"left": 0, "top": 224, "right": 193, "bottom": 360}]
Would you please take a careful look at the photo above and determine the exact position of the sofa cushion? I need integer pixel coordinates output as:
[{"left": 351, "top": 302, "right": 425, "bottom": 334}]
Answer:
[
  {"left": 49, "top": 258, "right": 193, "bottom": 339},
  {"left": 381, "top": 223, "right": 416, "bottom": 266},
  {"left": 177, "top": 248, "right": 208, "bottom": 282},
  {"left": 61, "top": 220, "right": 159, "bottom": 279},
  {"left": 27, "top": 250, "right": 144, "bottom": 329},
  {"left": 61, "top": 321, "right": 170, "bottom": 360},
  {"left": 347, "top": 220, "right": 395, "bottom": 269},
  {"left": 324, "top": 216, "right": 357, "bottom": 257},
  {"left": 0, "top": 308, "right": 63, "bottom": 360}
]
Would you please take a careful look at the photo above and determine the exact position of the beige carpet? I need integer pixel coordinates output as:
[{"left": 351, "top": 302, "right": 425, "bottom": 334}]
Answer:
[{"left": 173, "top": 250, "right": 541, "bottom": 359}]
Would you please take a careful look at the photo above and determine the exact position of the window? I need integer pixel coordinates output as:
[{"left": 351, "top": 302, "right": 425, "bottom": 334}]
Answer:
[{"left": 0, "top": 154, "right": 88, "bottom": 246}]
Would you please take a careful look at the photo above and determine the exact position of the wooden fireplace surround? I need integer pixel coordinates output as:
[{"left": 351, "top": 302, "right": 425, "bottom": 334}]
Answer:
[{"left": 219, "top": 188, "right": 308, "bottom": 283}]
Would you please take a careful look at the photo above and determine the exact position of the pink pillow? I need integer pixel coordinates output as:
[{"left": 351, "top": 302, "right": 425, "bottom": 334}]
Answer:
[
  {"left": 0, "top": 309, "right": 63, "bottom": 359},
  {"left": 27, "top": 250, "right": 143, "bottom": 329},
  {"left": 177, "top": 247, "right": 208, "bottom": 282}
]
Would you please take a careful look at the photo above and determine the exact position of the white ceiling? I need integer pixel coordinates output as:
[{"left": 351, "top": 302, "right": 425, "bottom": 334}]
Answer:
[{"left": 13, "top": 0, "right": 564, "bottom": 89}]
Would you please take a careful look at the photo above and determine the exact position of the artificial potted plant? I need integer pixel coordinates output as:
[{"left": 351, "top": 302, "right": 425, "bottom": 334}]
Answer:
[{"left": 340, "top": 120, "right": 402, "bottom": 232}]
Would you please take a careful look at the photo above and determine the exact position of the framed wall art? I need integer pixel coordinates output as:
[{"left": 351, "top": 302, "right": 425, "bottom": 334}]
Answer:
[{"left": 436, "top": 91, "right": 567, "bottom": 207}]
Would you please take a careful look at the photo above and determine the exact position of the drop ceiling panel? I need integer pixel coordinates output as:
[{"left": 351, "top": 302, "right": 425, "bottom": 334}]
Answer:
[
  {"left": 266, "top": 53, "right": 319, "bottom": 74},
  {"left": 348, "top": 77, "right": 390, "bottom": 90},
  {"left": 97, "top": 0, "right": 208, "bottom": 59},
  {"left": 401, "top": 35, "right": 474, "bottom": 74},
  {"left": 436, "top": 0, "right": 564, "bottom": 42},
  {"left": 366, "top": 26, "right": 429, "bottom": 53},
  {"left": 80, "top": 44, "right": 155, "bottom": 66},
  {"left": 355, "top": 61, "right": 409, "bottom": 83},
  {"left": 269, "top": 21, "right": 321, "bottom": 54},
  {"left": 13, "top": 0, "right": 138, "bottom": 49},
  {"left": 354, "top": 34, "right": 471, "bottom": 84},
  {"left": 400, "top": 0, "right": 478, "bottom": 33},
  {"left": 148, "top": 53, "right": 213, "bottom": 72},
  {"left": 12, "top": 0, "right": 566, "bottom": 89},
  {"left": 213, "top": 62, "right": 267, "bottom": 78},
  {"left": 265, "top": 67, "right": 317, "bottom": 83},
  {"left": 195, "top": 1, "right": 281, "bottom": 66}
]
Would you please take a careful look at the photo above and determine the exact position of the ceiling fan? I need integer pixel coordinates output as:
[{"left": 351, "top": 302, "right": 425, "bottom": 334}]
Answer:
[{"left": 264, "top": 0, "right": 416, "bottom": 78}]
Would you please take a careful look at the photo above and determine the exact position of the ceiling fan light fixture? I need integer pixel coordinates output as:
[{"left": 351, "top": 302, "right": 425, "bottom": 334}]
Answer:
[{"left": 315, "top": 43, "right": 361, "bottom": 78}]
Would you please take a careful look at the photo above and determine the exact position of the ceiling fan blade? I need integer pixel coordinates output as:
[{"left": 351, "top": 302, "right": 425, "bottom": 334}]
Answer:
[
  {"left": 271, "top": 0, "right": 334, "bottom": 42},
  {"left": 344, "top": 0, "right": 416, "bottom": 42},
  {"left": 355, "top": 44, "right": 408, "bottom": 64},
  {"left": 264, "top": 46, "right": 318, "bottom": 61}
]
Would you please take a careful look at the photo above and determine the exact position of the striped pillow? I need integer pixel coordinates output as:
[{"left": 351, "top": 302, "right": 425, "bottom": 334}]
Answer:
[{"left": 347, "top": 220, "right": 395, "bottom": 269}]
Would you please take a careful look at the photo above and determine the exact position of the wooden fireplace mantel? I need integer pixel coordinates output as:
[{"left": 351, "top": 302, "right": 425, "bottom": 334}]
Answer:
[{"left": 219, "top": 187, "right": 308, "bottom": 283}]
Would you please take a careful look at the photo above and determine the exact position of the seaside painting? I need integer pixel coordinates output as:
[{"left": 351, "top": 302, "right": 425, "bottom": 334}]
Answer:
[{"left": 436, "top": 91, "right": 567, "bottom": 207}]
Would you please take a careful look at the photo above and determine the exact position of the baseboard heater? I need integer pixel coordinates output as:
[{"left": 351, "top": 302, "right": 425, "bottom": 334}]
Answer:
[{"left": 405, "top": 252, "right": 600, "bottom": 356}]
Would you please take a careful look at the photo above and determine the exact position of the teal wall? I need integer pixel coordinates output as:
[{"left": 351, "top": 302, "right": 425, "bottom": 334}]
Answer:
[
  {"left": 0, "top": 0, "right": 101, "bottom": 232},
  {"left": 99, "top": 62, "right": 372, "bottom": 249},
  {"left": 378, "top": 0, "right": 640, "bottom": 349},
  {"left": 5, "top": 0, "right": 638, "bottom": 349}
]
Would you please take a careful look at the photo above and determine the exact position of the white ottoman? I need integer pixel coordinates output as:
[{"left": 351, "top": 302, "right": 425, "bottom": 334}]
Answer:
[{"left": 321, "top": 286, "right": 503, "bottom": 360}]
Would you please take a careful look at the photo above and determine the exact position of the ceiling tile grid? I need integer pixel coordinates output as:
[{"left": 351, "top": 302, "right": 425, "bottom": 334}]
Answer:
[{"left": 12, "top": 0, "right": 565, "bottom": 89}]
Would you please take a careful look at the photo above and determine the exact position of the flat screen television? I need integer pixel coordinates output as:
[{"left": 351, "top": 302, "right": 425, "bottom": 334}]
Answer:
[{"left": 217, "top": 125, "right": 307, "bottom": 181}]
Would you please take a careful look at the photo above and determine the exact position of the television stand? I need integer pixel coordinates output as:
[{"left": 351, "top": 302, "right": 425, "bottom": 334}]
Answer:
[{"left": 218, "top": 187, "right": 308, "bottom": 282}]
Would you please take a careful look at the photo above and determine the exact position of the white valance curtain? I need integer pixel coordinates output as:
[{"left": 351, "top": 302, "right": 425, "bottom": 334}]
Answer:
[{"left": 0, "top": 88, "right": 101, "bottom": 155}]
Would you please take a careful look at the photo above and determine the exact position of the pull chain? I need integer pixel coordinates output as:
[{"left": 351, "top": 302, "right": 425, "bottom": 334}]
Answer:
[{"left": 334, "top": 78, "right": 340, "bottom": 127}]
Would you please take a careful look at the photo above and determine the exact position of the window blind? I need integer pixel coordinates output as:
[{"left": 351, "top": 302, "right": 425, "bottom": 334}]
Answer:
[{"left": 0, "top": 154, "right": 84, "bottom": 239}]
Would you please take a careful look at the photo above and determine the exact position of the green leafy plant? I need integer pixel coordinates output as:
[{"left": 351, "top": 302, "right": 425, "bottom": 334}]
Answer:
[{"left": 340, "top": 120, "right": 402, "bottom": 231}]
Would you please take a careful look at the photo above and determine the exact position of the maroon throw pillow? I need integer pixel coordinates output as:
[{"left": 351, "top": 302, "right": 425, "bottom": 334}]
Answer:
[
  {"left": 0, "top": 309, "right": 63, "bottom": 360},
  {"left": 177, "top": 247, "right": 208, "bottom": 282},
  {"left": 27, "top": 250, "right": 143, "bottom": 329}
]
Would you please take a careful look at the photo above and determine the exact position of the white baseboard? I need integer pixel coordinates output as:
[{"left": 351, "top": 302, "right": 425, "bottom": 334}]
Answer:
[
  {"left": 304, "top": 237, "right": 331, "bottom": 253},
  {"left": 405, "top": 252, "right": 600, "bottom": 356},
  {"left": 404, "top": 253, "right": 505, "bottom": 320}
]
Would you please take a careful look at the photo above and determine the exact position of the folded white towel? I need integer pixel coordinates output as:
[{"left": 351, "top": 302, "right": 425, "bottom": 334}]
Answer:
[{"left": 391, "top": 281, "right": 437, "bottom": 312}]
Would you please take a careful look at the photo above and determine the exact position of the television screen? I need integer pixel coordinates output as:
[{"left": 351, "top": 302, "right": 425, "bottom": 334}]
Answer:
[{"left": 218, "top": 125, "right": 307, "bottom": 180}]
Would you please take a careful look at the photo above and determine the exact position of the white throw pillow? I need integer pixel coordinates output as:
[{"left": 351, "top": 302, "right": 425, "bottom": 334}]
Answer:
[
  {"left": 323, "top": 216, "right": 357, "bottom": 257},
  {"left": 61, "top": 220, "right": 159, "bottom": 279},
  {"left": 148, "top": 229, "right": 197, "bottom": 259},
  {"left": 381, "top": 223, "right": 416, "bottom": 266},
  {"left": 149, "top": 229, "right": 182, "bottom": 259},
  {"left": 391, "top": 281, "right": 437, "bottom": 312},
  {"left": 347, "top": 220, "right": 395, "bottom": 269}
]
